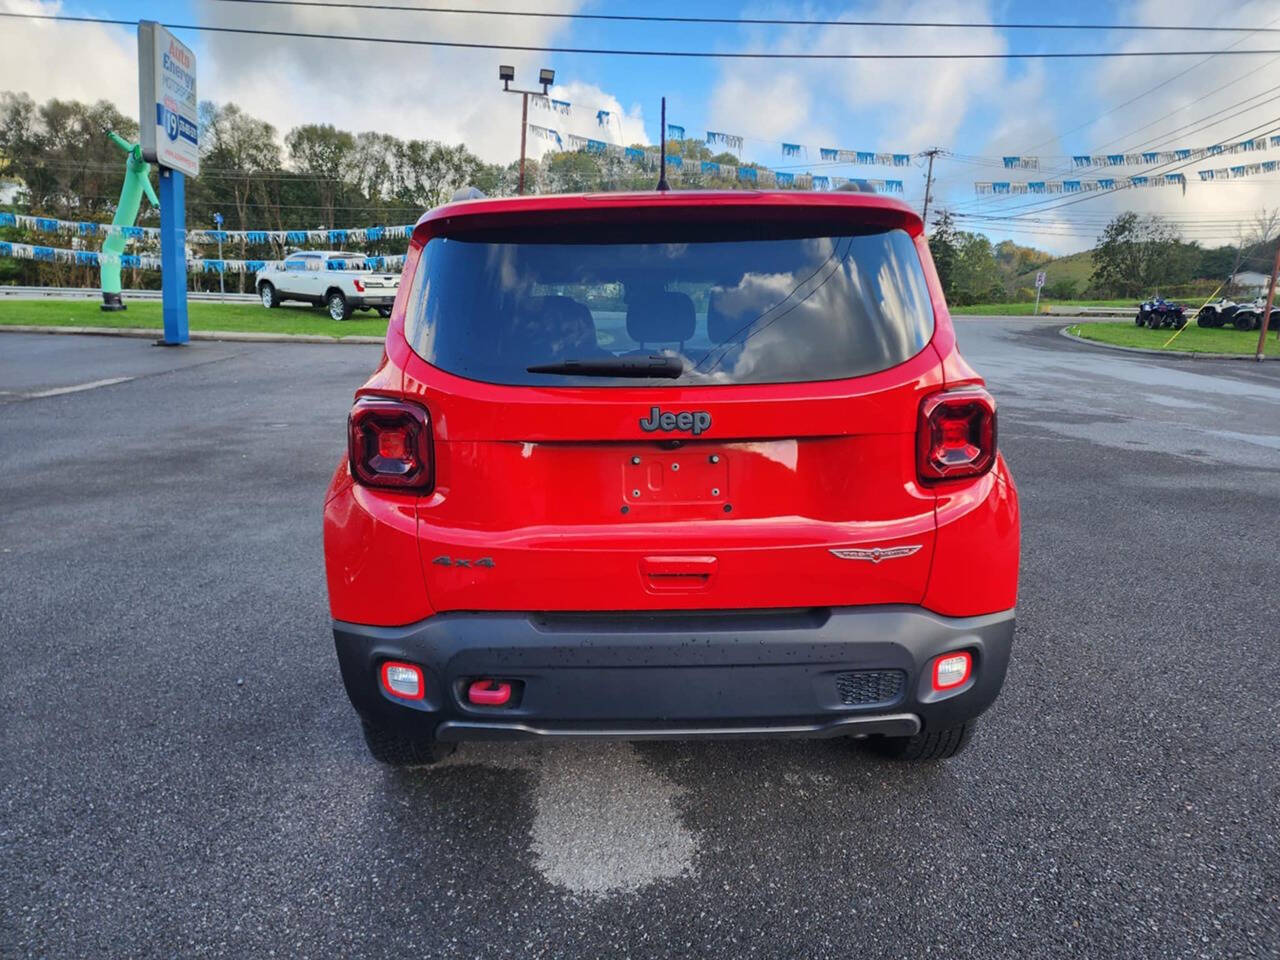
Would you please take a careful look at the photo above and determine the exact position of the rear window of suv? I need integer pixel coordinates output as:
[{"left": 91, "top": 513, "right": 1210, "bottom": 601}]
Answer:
[{"left": 402, "top": 223, "right": 935, "bottom": 386}]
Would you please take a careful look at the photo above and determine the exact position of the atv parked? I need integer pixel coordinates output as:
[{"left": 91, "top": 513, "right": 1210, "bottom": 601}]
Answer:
[
  {"left": 1196, "top": 298, "right": 1240, "bottom": 328},
  {"left": 1223, "top": 296, "right": 1280, "bottom": 331},
  {"left": 1137, "top": 297, "right": 1186, "bottom": 330}
]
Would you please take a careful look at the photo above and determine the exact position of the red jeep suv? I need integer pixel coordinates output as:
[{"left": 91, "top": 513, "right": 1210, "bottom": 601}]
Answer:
[{"left": 323, "top": 190, "right": 1019, "bottom": 764}]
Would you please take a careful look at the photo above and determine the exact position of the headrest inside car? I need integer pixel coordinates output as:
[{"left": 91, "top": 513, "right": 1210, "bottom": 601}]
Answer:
[
  {"left": 626, "top": 291, "right": 696, "bottom": 344},
  {"left": 505, "top": 295, "right": 602, "bottom": 361}
]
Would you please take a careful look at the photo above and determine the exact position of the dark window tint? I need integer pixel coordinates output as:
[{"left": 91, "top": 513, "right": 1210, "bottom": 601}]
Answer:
[{"left": 403, "top": 227, "right": 934, "bottom": 386}]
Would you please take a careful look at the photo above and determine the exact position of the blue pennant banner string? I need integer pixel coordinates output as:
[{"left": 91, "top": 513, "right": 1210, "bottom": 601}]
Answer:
[
  {"left": 975, "top": 174, "right": 1187, "bottom": 194},
  {"left": 1066, "top": 138, "right": 1270, "bottom": 169},
  {"left": 0, "top": 211, "right": 415, "bottom": 245},
  {"left": 0, "top": 239, "right": 405, "bottom": 273},
  {"left": 667, "top": 123, "right": 685, "bottom": 140},
  {"left": 706, "top": 131, "right": 744, "bottom": 151},
  {"left": 1198, "top": 160, "right": 1279, "bottom": 180}
]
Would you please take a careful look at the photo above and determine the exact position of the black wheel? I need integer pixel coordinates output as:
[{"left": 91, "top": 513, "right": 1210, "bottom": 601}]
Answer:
[
  {"left": 359, "top": 719, "right": 456, "bottom": 766},
  {"left": 1233, "top": 311, "right": 1257, "bottom": 331},
  {"left": 1196, "top": 309, "right": 1213, "bottom": 327},
  {"left": 378, "top": 306, "right": 392, "bottom": 318},
  {"left": 259, "top": 282, "right": 280, "bottom": 308},
  {"left": 327, "top": 290, "right": 352, "bottom": 321},
  {"left": 865, "top": 720, "right": 976, "bottom": 761},
  {"left": 1146, "top": 313, "right": 1162, "bottom": 329},
  {"left": 1135, "top": 311, "right": 1145, "bottom": 326}
]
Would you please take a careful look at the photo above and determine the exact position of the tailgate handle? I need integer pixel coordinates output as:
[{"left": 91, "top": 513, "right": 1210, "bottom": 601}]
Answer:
[{"left": 641, "top": 555, "right": 717, "bottom": 591}]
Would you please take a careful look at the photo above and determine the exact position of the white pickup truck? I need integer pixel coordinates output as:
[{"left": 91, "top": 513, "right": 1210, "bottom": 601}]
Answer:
[{"left": 255, "top": 251, "right": 401, "bottom": 320}]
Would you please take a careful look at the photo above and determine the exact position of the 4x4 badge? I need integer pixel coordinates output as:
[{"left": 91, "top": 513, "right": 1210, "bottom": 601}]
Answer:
[
  {"left": 830, "top": 545, "right": 922, "bottom": 564},
  {"left": 639, "top": 406, "right": 712, "bottom": 436}
]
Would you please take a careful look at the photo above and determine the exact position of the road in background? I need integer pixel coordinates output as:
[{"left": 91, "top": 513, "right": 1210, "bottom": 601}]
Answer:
[{"left": 1, "top": 321, "right": 1277, "bottom": 959}]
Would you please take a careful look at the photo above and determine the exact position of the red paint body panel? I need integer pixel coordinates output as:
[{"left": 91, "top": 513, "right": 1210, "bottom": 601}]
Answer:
[
  {"left": 323, "top": 192, "right": 1019, "bottom": 626},
  {"left": 323, "top": 479, "right": 434, "bottom": 625},
  {"left": 922, "top": 456, "right": 1021, "bottom": 617}
]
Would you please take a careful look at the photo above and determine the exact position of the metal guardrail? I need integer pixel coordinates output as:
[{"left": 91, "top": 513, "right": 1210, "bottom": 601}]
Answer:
[
  {"left": 0, "top": 285, "right": 258, "bottom": 303},
  {"left": 1045, "top": 305, "right": 1133, "bottom": 317}
]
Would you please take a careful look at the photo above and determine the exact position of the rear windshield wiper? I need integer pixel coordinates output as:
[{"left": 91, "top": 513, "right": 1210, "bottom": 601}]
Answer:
[{"left": 527, "top": 355, "right": 684, "bottom": 379}]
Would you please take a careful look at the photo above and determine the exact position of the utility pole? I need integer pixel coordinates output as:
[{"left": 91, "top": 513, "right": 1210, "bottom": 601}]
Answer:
[
  {"left": 499, "top": 65, "right": 555, "bottom": 196},
  {"left": 657, "top": 96, "right": 670, "bottom": 192},
  {"left": 1256, "top": 239, "right": 1280, "bottom": 360},
  {"left": 920, "top": 148, "right": 940, "bottom": 230}
]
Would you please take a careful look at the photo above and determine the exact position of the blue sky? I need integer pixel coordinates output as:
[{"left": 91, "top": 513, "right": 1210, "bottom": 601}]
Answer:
[{"left": 4, "top": 0, "right": 1280, "bottom": 253}]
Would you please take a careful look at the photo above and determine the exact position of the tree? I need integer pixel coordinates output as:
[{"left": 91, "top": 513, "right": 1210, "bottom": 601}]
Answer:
[
  {"left": 952, "top": 233, "right": 1004, "bottom": 305},
  {"left": 1091, "top": 213, "right": 1186, "bottom": 297},
  {"left": 928, "top": 210, "right": 959, "bottom": 296},
  {"left": 285, "top": 123, "right": 355, "bottom": 228},
  {"left": 1224, "top": 208, "right": 1280, "bottom": 293},
  {"left": 198, "top": 102, "right": 282, "bottom": 289}
]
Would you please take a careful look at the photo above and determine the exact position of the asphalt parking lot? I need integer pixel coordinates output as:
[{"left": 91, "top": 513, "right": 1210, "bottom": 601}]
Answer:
[{"left": 2, "top": 320, "right": 1278, "bottom": 958}]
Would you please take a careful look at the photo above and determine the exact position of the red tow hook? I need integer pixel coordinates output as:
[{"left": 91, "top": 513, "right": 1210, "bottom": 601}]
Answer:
[{"left": 467, "top": 678, "right": 512, "bottom": 707}]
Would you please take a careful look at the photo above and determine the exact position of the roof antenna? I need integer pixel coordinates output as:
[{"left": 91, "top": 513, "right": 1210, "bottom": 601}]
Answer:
[{"left": 656, "top": 96, "right": 670, "bottom": 192}]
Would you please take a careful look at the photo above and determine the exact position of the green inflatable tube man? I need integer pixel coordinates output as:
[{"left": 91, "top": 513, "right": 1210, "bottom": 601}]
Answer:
[{"left": 100, "top": 130, "right": 160, "bottom": 312}]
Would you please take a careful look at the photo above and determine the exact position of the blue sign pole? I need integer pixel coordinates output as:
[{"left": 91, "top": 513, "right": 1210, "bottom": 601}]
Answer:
[{"left": 158, "top": 167, "right": 188, "bottom": 345}]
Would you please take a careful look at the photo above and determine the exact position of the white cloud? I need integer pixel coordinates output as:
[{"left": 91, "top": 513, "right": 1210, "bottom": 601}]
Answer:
[
  {"left": 706, "top": 0, "right": 1012, "bottom": 152},
  {"left": 0, "top": 0, "right": 645, "bottom": 165},
  {"left": 194, "top": 0, "right": 644, "bottom": 162},
  {"left": 0, "top": 0, "right": 137, "bottom": 109},
  {"left": 954, "top": 0, "right": 1280, "bottom": 253}
]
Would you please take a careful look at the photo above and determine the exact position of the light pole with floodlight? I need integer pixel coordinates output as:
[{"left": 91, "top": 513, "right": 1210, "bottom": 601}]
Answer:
[{"left": 499, "top": 64, "right": 554, "bottom": 195}]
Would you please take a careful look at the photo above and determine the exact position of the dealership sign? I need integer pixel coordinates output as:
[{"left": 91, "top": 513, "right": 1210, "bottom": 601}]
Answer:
[{"left": 137, "top": 21, "right": 198, "bottom": 178}]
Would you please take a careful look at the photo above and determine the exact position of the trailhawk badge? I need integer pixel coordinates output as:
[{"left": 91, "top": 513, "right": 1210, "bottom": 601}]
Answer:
[{"left": 830, "top": 545, "right": 923, "bottom": 564}]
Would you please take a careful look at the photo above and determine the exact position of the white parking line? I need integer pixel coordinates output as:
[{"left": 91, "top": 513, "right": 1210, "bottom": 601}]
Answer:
[{"left": 23, "top": 377, "right": 134, "bottom": 399}]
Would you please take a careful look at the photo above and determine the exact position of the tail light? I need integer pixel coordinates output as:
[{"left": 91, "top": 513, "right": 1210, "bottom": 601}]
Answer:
[
  {"left": 352, "top": 278, "right": 365, "bottom": 293},
  {"left": 917, "top": 386, "right": 997, "bottom": 484},
  {"left": 348, "top": 397, "right": 433, "bottom": 490}
]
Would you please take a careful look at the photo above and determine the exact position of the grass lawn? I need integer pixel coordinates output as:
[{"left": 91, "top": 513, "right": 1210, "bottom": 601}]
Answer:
[
  {"left": 952, "top": 299, "right": 1133, "bottom": 316},
  {"left": 1067, "top": 320, "right": 1280, "bottom": 357},
  {"left": 0, "top": 299, "right": 388, "bottom": 339}
]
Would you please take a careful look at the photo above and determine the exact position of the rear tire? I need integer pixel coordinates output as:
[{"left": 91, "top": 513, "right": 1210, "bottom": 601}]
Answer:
[
  {"left": 1234, "top": 312, "right": 1257, "bottom": 331},
  {"left": 259, "top": 282, "right": 280, "bottom": 308},
  {"left": 360, "top": 719, "right": 456, "bottom": 766},
  {"left": 866, "top": 720, "right": 976, "bottom": 761},
  {"left": 327, "top": 290, "right": 352, "bottom": 321}
]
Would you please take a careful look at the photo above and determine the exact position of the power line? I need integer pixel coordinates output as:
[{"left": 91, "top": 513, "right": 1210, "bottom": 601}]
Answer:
[
  {"left": 9, "top": 12, "right": 1280, "bottom": 59},
  {"left": 205, "top": 0, "right": 1280, "bottom": 34},
  {"left": 1018, "top": 5, "right": 1275, "bottom": 154}
]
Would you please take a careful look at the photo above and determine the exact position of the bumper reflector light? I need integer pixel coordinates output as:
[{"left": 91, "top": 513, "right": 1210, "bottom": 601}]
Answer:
[
  {"left": 932, "top": 652, "right": 973, "bottom": 691},
  {"left": 468, "top": 679, "right": 512, "bottom": 706},
  {"left": 380, "top": 661, "right": 424, "bottom": 700}
]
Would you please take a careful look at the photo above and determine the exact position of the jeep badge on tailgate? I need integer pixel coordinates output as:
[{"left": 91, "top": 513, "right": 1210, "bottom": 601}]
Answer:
[{"left": 639, "top": 407, "right": 712, "bottom": 436}]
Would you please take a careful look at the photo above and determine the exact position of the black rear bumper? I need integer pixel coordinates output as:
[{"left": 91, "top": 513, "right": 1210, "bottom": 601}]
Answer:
[{"left": 333, "top": 606, "right": 1015, "bottom": 742}]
